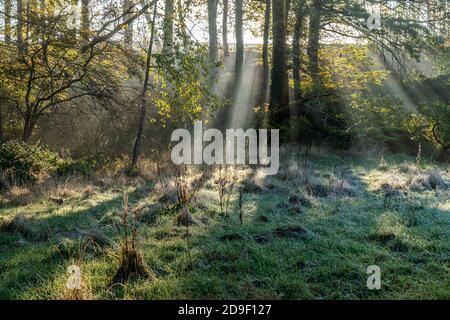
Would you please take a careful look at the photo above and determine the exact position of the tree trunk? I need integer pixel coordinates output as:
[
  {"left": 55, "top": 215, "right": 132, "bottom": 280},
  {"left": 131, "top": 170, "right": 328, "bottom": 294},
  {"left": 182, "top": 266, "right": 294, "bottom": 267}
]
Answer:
[
  {"left": 270, "top": 0, "right": 289, "bottom": 139},
  {"left": 4, "top": 0, "right": 11, "bottom": 44},
  {"left": 123, "top": 0, "right": 134, "bottom": 47},
  {"left": 177, "top": 0, "right": 189, "bottom": 51},
  {"left": 307, "top": 0, "right": 321, "bottom": 90},
  {"left": 235, "top": 0, "right": 244, "bottom": 81},
  {"left": 22, "top": 115, "right": 35, "bottom": 143},
  {"left": 163, "top": 0, "right": 175, "bottom": 53},
  {"left": 208, "top": 0, "right": 218, "bottom": 64},
  {"left": 0, "top": 99, "right": 4, "bottom": 143},
  {"left": 131, "top": 0, "right": 158, "bottom": 168},
  {"left": 292, "top": 0, "right": 305, "bottom": 104},
  {"left": 81, "top": 0, "right": 90, "bottom": 36},
  {"left": 222, "top": 0, "right": 229, "bottom": 56},
  {"left": 260, "top": 0, "right": 271, "bottom": 105},
  {"left": 17, "top": 0, "right": 24, "bottom": 50}
]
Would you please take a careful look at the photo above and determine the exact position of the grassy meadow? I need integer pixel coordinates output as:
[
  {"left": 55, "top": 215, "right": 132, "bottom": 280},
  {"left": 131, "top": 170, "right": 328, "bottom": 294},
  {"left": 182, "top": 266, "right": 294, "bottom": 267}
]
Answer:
[{"left": 1, "top": 147, "right": 449, "bottom": 300}]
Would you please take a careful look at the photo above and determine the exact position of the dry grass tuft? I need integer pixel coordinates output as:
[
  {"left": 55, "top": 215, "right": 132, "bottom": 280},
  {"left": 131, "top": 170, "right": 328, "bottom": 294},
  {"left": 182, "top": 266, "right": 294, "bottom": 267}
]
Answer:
[
  {"left": 405, "top": 170, "right": 448, "bottom": 191},
  {"left": 112, "top": 194, "right": 153, "bottom": 284},
  {"left": 175, "top": 207, "right": 202, "bottom": 226},
  {"left": 5, "top": 186, "right": 34, "bottom": 205}
]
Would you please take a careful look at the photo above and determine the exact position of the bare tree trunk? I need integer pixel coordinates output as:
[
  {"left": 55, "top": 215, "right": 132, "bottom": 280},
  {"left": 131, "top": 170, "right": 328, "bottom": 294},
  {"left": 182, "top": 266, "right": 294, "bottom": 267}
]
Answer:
[
  {"left": 222, "top": 0, "right": 229, "bottom": 56},
  {"left": 307, "top": 0, "right": 321, "bottom": 90},
  {"left": 270, "top": 0, "right": 289, "bottom": 139},
  {"left": 235, "top": 0, "right": 244, "bottom": 81},
  {"left": 123, "top": 0, "right": 134, "bottom": 47},
  {"left": 4, "top": 0, "right": 11, "bottom": 44},
  {"left": 292, "top": 0, "right": 306, "bottom": 104},
  {"left": 260, "top": 0, "right": 271, "bottom": 105},
  {"left": 163, "top": 0, "right": 175, "bottom": 53},
  {"left": 131, "top": 0, "right": 158, "bottom": 169}
]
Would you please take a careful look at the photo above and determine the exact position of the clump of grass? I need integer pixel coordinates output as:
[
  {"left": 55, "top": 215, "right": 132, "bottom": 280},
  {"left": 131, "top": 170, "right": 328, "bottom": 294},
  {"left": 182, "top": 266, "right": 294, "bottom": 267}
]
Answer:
[
  {"left": 112, "top": 194, "right": 153, "bottom": 284},
  {"left": 378, "top": 156, "right": 389, "bottom": 171},
  {"left": 397, "top": 162, "right": 419, "bottom": 175},
  {"left": 406, "top": 170, "right": 448, "bottom": 191},
  {"left": 242, "top": 176, "right": 268, "bottom": 194},
  {"left": 288, "top": 191, "right": 312, "bottom": 207},
  {"left": 5, "top": 186, "right": 34, "bottom": 206},
  {"left": 0, "top": 213, "right": 51, "bottom": 241},
  {"left": 174, "top": 170, "right": 209, "bottom": 226},
  {"left": 216, "top": 165, "right": 237, "bottom": 215},
  {"left": 175, "top": 207, "right": 201, "bottom": 226}
]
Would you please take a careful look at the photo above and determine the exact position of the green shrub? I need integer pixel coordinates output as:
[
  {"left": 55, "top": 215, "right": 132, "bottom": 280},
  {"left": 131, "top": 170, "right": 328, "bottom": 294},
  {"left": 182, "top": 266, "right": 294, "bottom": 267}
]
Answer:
[
  {"left": 54, "top": 158, "right": 95, "bottom": 176},
  {"left": 0, "top": 141, "right": 59, "bottom": 186}
]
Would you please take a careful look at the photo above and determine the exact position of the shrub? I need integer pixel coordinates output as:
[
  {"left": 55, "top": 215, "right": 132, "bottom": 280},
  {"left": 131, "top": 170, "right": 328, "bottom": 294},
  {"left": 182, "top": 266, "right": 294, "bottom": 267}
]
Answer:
[
  {"left": 54, "top": 158, "right": 95, "bottom": 177},
  {"left": 0, "top": 141, "right": 58, "bottom": 186}
]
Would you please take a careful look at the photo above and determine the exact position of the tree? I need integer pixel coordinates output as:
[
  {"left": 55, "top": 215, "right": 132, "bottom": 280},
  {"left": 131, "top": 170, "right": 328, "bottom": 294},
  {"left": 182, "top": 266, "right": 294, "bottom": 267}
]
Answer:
[
  {"left": 123, "top": 0, "right": 135, "bottom": 47},
  {"left": 163, "top": 0, "right": 175, "bottom": 53},
  {"left": 307, "top": 0, "right": 321, "bottom": 90},
  {"left": 208, "top": 0, "right": 219, "bottom": 64},
  {"left": 260, "top": 0, "right": 271, "bottom": 105},
  {"left": 81, "top": 0, "right": 90, "bottom": 35},
  {"left": 222, "top": 0, "right": 229, "bottom": 56},
  {"left": 0, "top": 1, "right": 150, "bottom": 142},
  {"left": 270, "top": 0, "right": 289, "bottom": 138},
  {"left": 235, "top": 0, "right": 244, "bottom": 80},
  {"left": 4, "top": 0, "right": 11, "bottom": 44},
  {"left": 132, "top": 0, "right": 158, "bottom": 168},
  {"left": 292, "top": 0, "right": 306, "bottom": 104},
  {"left": 17, "top": 0, "right": 24, "bottom": 50}
]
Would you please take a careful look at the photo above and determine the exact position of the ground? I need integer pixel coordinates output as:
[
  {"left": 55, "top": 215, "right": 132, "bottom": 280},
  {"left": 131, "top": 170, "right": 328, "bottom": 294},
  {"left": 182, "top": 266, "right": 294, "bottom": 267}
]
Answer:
[{"left": 0, "top": 148, "right": 449, "bottom": 299}]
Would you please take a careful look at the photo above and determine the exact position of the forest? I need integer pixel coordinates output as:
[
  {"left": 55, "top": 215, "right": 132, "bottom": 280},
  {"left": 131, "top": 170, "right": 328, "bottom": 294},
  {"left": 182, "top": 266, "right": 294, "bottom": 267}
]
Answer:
[{"left": 0, "top": 0, "right": 449, "bottom": 300}]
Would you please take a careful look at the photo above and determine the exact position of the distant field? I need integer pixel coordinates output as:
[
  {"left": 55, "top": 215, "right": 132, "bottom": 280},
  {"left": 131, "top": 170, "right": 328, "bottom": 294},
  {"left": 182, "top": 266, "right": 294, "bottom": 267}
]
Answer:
[{"left": 1, "top": 149, "right": 449, "bottom": 299}]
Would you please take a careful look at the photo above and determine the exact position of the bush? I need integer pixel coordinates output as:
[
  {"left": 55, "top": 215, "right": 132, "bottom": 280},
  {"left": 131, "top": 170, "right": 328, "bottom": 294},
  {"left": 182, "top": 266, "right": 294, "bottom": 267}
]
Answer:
[
  {"left": 0, "top": 141, "right": 58, "bottom": 186},
  {"left": 54, "top": 158, "right": 95, "bottom": 176},
  {"left": 0, "top": 141, "right": 96, "bottom": 188}
]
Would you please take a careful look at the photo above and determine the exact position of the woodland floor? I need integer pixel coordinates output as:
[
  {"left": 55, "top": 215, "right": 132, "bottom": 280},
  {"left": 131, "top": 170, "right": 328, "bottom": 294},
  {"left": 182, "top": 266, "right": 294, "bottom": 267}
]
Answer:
[{"left": 0, "top": 149, "right": 449, "bottom": 299}]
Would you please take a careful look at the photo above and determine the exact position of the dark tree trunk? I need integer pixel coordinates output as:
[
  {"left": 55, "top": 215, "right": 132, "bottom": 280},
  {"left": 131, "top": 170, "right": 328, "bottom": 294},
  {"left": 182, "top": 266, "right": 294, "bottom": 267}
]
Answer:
[
  {"left": 307, "top": 0, "right": 321, "bottom": 90},
  {"left": 222, "top": 0, "right": 229, "bottom": 56},
  {"left": 163, "top": 0, "right": 175, "bottom": 53},
  {"left": 0, "top": 99, "right": 4, "bottom": 143},
  {"left": 131, "top": 0, "right": 158, "bottom": 169},
  {"left": 292, "top": 0, "right": 306, "bottom": 104},
  {"left": 22, "top": 115, "right": 35, "bottom": 143},
  {"left": 260, "top": 0, "right": 271, "bottom": 105},
  {"left": 4, "top": 0, "right": 11, "bottom": 44},
  {"left": 270, "top": 0, "right": 289, "bottom": 139},
  {"left": 123, "top": 0, "right": 134, "bottom": 47},
  {"left": 235, "top": 0, "right": 244, "bottom": 81}
]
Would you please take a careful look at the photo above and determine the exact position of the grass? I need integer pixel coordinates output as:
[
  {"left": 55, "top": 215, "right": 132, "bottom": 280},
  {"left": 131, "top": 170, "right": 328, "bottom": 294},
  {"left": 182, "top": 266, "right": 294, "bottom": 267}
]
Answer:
[{"left": 0, "top": 148, "right": 449, "bottom": 299}]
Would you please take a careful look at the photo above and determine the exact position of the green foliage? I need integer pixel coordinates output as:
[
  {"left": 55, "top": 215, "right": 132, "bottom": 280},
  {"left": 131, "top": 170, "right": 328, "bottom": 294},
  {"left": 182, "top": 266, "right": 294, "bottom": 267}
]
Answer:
[
  {"left": 0, "top": 141, "right": 99, "bottom": 187},
  {"left": 54, "top": 158, "right": 95, "bottom": 177},
  {"left": 0, "top": 141, "right": 58, "bottom": 186}
]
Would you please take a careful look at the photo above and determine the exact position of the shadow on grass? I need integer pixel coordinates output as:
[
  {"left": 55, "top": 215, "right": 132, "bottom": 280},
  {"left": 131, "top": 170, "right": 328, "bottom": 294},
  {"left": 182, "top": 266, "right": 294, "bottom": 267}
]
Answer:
[{"left": 0, "top": 182, "right": 154, "bottom": 299}]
